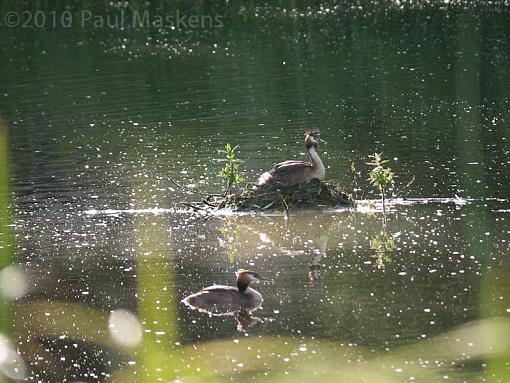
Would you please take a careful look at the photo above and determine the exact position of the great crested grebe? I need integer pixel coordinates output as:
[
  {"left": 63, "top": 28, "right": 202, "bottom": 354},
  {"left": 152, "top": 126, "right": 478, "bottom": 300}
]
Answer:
[
  {"left": 257, "top": 130, "right": 327, "bottom": 186},
  {"left": 181, "top": 270, "right": 270, "bottom": 315}
]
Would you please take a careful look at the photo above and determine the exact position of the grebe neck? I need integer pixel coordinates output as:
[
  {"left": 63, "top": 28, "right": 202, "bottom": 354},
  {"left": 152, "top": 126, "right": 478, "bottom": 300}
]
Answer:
[
  {"left": 237, "top": 280, "right": 248, "bottom": 292},
  {"left": 308, "top": 145, "right": 325, "bottom": 173}
]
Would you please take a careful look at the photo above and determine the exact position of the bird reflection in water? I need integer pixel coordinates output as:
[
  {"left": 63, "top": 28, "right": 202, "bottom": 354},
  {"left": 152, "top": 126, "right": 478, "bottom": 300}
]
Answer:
[
  {"left": 309, "top": 255, "right": 322, "bottom": 282},
  {"left": 278, "top": 235, "right": 328, "bottom": 283},
  {"left": 181, "top": 270, "right": 271, "bottom": 332},
  {"left": 308, "top": 235, "right": 328, "bottom": 283}
]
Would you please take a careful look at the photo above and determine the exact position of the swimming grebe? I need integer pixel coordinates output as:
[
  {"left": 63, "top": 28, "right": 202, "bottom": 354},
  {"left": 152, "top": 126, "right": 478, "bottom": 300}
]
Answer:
[
  {"left": 257, "top": 130, "right": 327, "bottom": 186},
  {"left": 181, "top": 269, "right": 270, "bottom": 315}
]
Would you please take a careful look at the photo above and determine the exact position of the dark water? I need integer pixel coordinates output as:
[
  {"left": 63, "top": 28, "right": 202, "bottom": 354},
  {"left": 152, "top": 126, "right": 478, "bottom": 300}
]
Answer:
[{"left": 0, "top": 1, "right": 509, "bottom": 382}]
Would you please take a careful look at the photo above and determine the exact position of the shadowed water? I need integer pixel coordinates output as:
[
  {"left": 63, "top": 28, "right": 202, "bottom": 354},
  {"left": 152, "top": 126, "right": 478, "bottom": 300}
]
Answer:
[{"left": 0, "top": 1, "right": 509, "bottom": 382}]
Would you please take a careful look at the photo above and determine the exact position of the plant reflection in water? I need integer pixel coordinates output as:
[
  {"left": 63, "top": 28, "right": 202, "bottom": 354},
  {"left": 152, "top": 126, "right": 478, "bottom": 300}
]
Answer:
[{"left": 370, "top": 229, "right": 397, "bottom": 270}]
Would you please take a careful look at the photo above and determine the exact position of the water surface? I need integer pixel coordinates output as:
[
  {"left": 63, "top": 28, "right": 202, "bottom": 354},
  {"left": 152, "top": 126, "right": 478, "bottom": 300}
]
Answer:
[{"left": 0, "top": 1, "right": 509, "bottom": 382}]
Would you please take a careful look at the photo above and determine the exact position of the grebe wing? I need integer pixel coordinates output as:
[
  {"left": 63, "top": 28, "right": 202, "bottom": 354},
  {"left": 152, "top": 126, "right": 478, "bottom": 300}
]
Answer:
[
  {"left": 272, "top": 160, "right": 309, "bottom": 170},
  {"left": 200, "top": 285, "right": 238, "bottom": 293},
  {"left": 270, "top": 162, "right": 311, "bottom": 176}
]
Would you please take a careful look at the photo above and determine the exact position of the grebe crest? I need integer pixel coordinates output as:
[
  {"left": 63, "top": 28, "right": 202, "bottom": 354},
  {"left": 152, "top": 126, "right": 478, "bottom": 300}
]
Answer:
[{"left": 305, "top": 129, "right": 323, "bottom": 147}]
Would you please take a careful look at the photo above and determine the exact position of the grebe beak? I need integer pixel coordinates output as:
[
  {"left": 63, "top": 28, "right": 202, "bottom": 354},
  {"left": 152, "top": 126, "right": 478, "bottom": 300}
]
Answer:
[
  {"left": 253, "top": 273, "right": 273, "bottom": 283},
  {"left": 317, "top": 136, "right": 327, "bottom": 144}
]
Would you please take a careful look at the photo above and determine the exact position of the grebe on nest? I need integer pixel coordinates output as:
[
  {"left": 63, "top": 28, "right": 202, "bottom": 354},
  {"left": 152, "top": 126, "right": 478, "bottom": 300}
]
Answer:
[{"left": 257, "top": 130, "right": 327, "bottom": 186}]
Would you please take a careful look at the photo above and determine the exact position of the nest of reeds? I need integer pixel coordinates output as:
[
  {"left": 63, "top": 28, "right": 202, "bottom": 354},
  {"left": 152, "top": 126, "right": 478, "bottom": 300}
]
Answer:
[{"left": 224, "top": 179, "right": 355, "bottom": 211}]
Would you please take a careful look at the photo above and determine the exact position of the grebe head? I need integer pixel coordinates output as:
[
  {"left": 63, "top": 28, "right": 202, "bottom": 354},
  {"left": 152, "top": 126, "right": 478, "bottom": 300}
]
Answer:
[
  {"left": 236, "top": 269, "right": 271, "bottom": 291},
  {"left": 305, "top": 130, "right": 327, "bottom": 149}
]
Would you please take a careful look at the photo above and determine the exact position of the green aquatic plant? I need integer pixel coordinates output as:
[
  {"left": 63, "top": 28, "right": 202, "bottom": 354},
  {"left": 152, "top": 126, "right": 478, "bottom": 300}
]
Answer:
[
  {"left": 218, "top": 143, "right": 245, "bottom": 196},
  {"left": 367, "top": 152, "right": 394, "bottom": 214}
]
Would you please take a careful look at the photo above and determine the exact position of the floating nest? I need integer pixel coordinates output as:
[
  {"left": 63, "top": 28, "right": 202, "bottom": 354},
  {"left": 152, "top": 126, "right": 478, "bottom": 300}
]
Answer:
[{"left": 224, "top": 179, "right": 355, "bottom": 211}]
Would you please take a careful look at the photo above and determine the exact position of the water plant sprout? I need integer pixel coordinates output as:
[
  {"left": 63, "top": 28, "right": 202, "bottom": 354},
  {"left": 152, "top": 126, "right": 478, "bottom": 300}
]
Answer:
[
  {"left": 217, "top": 143, "right": 245, "bottom": 196},
  {"left": 367, "top": 152, "right": 395, "bottom": 214}
]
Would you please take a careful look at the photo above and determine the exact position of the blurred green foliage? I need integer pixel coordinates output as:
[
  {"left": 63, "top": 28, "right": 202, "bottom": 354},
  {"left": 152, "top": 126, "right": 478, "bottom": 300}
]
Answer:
[{"left": 0, "top": 120, "right": 12, "bottom": 337}]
